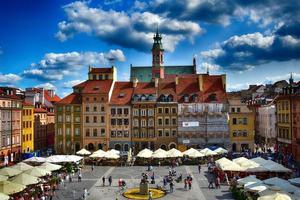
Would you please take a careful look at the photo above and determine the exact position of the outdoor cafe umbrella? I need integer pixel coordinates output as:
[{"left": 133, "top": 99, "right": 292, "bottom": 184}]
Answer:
[
  {"left": 104, "top": 151, "right": 120, "bottom": 159},
  {"left": 244, "top": 182, "right": 269, "bottom": 193},
  {"left": 152, "top": 148, "right": 167, "bottom": 159},
  {"left": 23, "top": 156, "right": 46, "bottom": 163},
  {"left": 187, "top": 150, "right": 204, "bottom": 158},
  {"left": 288, "top": 177, "right": 300, "bottom": 186},
  {"left": 183, "top": 148, "right": 199, "bottom": 156},
  {"left": 11, "top": 162, "right": 34, "bottom": 171},
  {"left": 0, "top": 168, "right": 22, "bottom": 177},
  {"left": 237, "top": 175, "right": 262, "bottom": 186},
  {"left": 257, "top": 192, "right": 293, "bottom": 200},
  {"left": 90, "top": 150, "right": 106, "bottom": 158},
  {"left": 24, "top": 167, "right": 51, "bottom": 178},
  {"left": 167, "top": 148, "right": 183, "bottom": 158},
  {"left": 264, "top": 177, "right": 299, "bottom": 193},
  {"left": 214, "top": 147, "right": 228, "bottom": 154},
  {"left": 39, "top": 162, "right": 62, "bottom": 172},
  {"left": 10, "top": 173, "right": 40, "bottom": 186},
  {"left": 200, "top": 148, "right": 217, "bottom": 156},
  {"left": 0, "top": 181, "right": 26, "bottom": 195},
  {"left": 0, "top": 176, "right": 7, "bottom": 182},
  {"left": 137, "top": 148, "right": 153, "bottom": 158},
  {"left": 76, "top": 148, "right": 91, "bottom": 156},
  {"left": 0, "top": 192, "right": 9, "bottom": 200},
  {"left": 108, "top": 149, "right": 120, "bottom": 155}
]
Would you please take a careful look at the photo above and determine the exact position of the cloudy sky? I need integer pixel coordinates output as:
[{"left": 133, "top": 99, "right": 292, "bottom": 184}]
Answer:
[{"left": 0, "top": 0, "right": 300, "bottom": 97}]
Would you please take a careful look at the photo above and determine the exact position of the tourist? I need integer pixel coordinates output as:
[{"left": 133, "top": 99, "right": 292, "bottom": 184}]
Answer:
[
  {"left": 83, "top": 188, "right": 88, "bottom": 199},
  {"left": 149, "top": 190, "right": 153, "bottom": 200},
  {"left": 188, "top": 178, "right": 192, "bottom": 190},
  {"left": 118, "top": 178, "right": 122, "bottom": 188},
  {"left": 78, "top": 171, "right": 82, "bottom": 182},
  {"left": 163, "top": 176, "right": 167, "bottom": 186},
  {"left": 198, "top": 163, "right": 201, "bottom": 174},
  {"left": 151, "top": 172, "right": 155, "bottom": 184},
  {"left": 208, "top": 176, "right": 214, "bottom": 189},
  {"left": 184, "top": 178, "right": 187, "bottom": 190},
  {"left": 109, "top": 176, "right": 112, "bottom": 186},
  {"left": 102, "top": 176, "right": 105, "bottom": 186},
  {"left": 91, "top": 164, "right": 94, "bottom": 171},
  {"left": 169, "top": 181, "right": 174, "bottom": 193},
  {"left": 215, "top": 176, "right": 221, "bottom": 189}
]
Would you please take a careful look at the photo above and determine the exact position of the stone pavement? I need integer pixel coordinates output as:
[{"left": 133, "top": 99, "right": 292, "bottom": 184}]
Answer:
[{"left": 54, "top": 165, "right": 233, "bottom": 200}]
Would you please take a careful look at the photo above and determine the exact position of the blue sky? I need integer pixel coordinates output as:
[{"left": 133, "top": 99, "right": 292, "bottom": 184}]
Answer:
[{"left": 0, "top": 0, "right": 300, "bottom": 97}]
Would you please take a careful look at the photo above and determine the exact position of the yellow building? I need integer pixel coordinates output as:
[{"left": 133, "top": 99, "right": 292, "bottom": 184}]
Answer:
[
  {"left": 22, "top": 102, "right": 34, "bottom": 153},
  {"left": 228, "top": 93, "right": 254, "bottom": 152}
]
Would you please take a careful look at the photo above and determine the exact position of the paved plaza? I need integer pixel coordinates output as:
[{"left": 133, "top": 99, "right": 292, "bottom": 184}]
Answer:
[{"left": 54, "top": 165, "right": 233, "bottom": 200}]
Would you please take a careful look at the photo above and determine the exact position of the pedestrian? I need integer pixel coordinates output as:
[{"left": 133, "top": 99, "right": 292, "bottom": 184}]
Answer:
[
  {"left": 158, "top": 161, "right": 161, "bottom": 167},
  {"left": 184, "top": 178, "right": 187, "bottom": 190},
  {"left": 91, "top": 164, "right": 94, "bottom": 171},
  {"left": 69, "top": 174, "right": 72, "bottom": 182},
  {"left": 198, "top": 163, "right": 201, "bottom": 174},
  {"left": 188, "top": 178, "right": 192, "bottom": 190},
  {"left": 163, "top": 177, "right": 167, "bottom": 186},
  {"left": 208, "top": 176, "right": 214, "bottom": 189},
  {"left": 109, "top": 176, "right": 112, "bottom": 186},
  {"left": 151, "top": 172, "right": 155, "bottom": 184},
  {"left": 102, "top": 176, "right": 105, "bottom": 186},
  {"left": 148, "top": 190, "right": 153, "bottom": 200},
  {"left": 215, "top": 176, "right": 220, "bottom": 189},
  {"left": 83, "top": 188, "right": 88, "bottom": 199},
  {"left": 169, "top": 181, "right": 174, "bottom": 193},
  {"left": 78, "top": 171, "right": 82, "bottom": 182}
]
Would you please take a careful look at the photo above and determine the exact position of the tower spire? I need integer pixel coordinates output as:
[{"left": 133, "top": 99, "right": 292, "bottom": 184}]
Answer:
[{"left": 152, "top": 26, "right": 164, "bottom": 79}]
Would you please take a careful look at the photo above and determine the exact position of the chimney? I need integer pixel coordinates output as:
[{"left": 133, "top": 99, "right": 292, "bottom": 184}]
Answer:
[
  {"left": 193, "top": 55, "right": 197, "bottom": 73},
  {"left": 155, "top": 78, "right": 159, "bottom": 88},
  {"left": 198, "top": 75, "right": 203, "bottom": 91},
  {"left": 175, "top": 75, "right": 179, "bottom": 85},
  {"left": 221, "top": 74, "right": 226, "bottom": 91},
  {"left": 133, "top": 78, "right": 138, "bottom": 88},
  {"left": 88, "top": 66, "right": 92, "bottom": 72}
]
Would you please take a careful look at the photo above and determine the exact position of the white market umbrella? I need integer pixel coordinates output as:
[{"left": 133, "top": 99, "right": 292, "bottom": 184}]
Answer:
[
  {"left": 104, "top": 151, "right": 120, "bottom": 159},
  {"left": 183, "top": 148, "right": 199, "bottom": 156},
  {"left": 0, "top": 192, "right": 9, "bottom": 200},
  {"left": 257, "top": 192, "right": 293, "bottom": 200},
  {"left": 288, "top": 177, "right": 300, "bottom": 186},
  {"left": 0, "top": 181, "right": 26, "bottom": 195},
  {"left": 108, "top": 149, "right": 120, "bottom": 155},
  {"left": 214, "top": 147, "right": 228, "bottom": 154},
  {"left": 23, "top": 156, "right": 46, "bottom": 163},
  {"left": 137, "top": 148, "right": 153, "bottom": 158},
  {"left": 264, "top": 177, "right": 299, "bottom": 193},
  {"left": 251, "top": 157, "right": 269, "bottom": 165},
  {"left": 237, "top": 175, "right": 262, "bottom": 186},
  {"left": 167, "top": 148, "right": 183, "bottom": 158},
  {"left": 24, "top": 167, "right": 51, "bottom": 177},
  {"left": 244, "top": 182, "right": 269, "bottom": 193},
  {"left": 66, "top": 155, "right": 84, "bottom": 162},
  {"left": 10, "top": 173, "right": 40, "bottom": 186},
  {"left": 76, "top": 148, "right": 91, "bottom": 156},
  {"left": 152, "top": 148, "right": 168, "bottom": 159},
  {"left": 11, "top": 162, "right": 34, "bottom": 171},
  {"left": 234, "top": 157, "right": 268, "bottom": 172},
  {"left": 90, "top": 151, "right": 106, "bottom": 158},
  {"left": 0, "top": 175, "right": 8, "bottom": 182},
  {"left": 215, "top": 158, "right": 245, "bottom": 172},
  {"left": 188, "top": 150, "right": 204, "bottom": 158},
  {"left": 200, "top": 148, "right": 217, "bottom": 156},
  {"left": 0, "top": 168, "right": 22, "bottom": 177},
  {"left": 39, "top": 162, "right": 62, "bottom": 171}
]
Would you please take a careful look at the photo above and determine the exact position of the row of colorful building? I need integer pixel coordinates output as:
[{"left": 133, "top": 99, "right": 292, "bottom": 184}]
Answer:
[{"left": 0, "top": 30, "right": 299, "bottom": 164}]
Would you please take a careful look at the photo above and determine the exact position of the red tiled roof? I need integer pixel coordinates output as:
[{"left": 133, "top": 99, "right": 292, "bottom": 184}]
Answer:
[
  {"left": 34, "top": 108, "right": 47, "bottom": 113},
  {"left": 110, "top": 82, "right": 133, "bottom": 105},
  {"left": 44, "top": 90, "right": 61, "bottom": 103},
  {"left": 133, "top": 82, "right": 157, "bottom": 95},
  {"left": 56, "top": 93, "right": 82, "bottom": 104},
  {"left": 73, "top": 80, "right": 113, "bottom": 94},
  {"left": 23, "top": 101, "right": 33, "bottom": 106},
  {"left": 157, "top": 80, "right": 177, "bottom": 101},
  {"left": 89, "top": 67, "right": 113, "bottom": 73}
]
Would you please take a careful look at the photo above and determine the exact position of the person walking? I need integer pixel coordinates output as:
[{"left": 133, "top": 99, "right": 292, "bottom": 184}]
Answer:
[
  {"left": 208, "top": 176, "right": 214, "bottom": 189},
  {"left": 109, "top": 176, "right": 112, "bottom": 186},
  {"left": 169, "top": 181, "right": 174, "bottom": 193},
  {"left": 198, "top": 163, "right": 201, "bottom": 174},
  {"left": 148, "top": 190, "right": 153, "bottom": 200},
  {"left": 188, "top": 178, "right": 192, "bottom": 190},
  {"left": 184, "top": 178, "right": 187, "bottom": 190},
  {"left": 102, "top": 176, "right": 105, "bottom": 186},
  {"left": 83, "top": 188, "right": 88, "bottom": 199},
  {"left": 78, "top": 171, "right": 82, "bottom": 182},
  {"left": 215, "top": 176, "right": 221, "bottom": 189},
  {"left": 91, "top": 164, "right": 94, "bottom": 171}
]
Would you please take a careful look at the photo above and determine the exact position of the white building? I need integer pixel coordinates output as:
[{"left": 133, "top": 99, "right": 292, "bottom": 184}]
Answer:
[{"left": 258, "top": 104, "right": 276, "bottom": 147}]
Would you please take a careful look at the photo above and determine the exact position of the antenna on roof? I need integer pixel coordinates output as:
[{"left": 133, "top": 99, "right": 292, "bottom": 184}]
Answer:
[
  {"left": 108, "top": 57, "right": 115, "bottom": 67},
  {"left": 206, "top": 65, "right": 209, "bottom": 75}
]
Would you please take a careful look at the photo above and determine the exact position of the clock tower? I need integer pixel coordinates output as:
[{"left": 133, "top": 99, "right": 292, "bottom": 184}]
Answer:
[{"left": 152, "top": 28, "right": 164, "bottom": 79}]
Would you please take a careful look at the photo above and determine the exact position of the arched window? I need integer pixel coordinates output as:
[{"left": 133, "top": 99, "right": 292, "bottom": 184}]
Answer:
[
  {"left": 141, "top": 95, "right": 146, "bottom": 101},
  {"left": 168, "top": 95, "right": 173, "bottom": 102},
  {"left": 132, "top": 95, "right": 139, "bottom": 101},
  {"left": 148, "top": 94, "right": 154, "bottom": 101},
  {"left": 114, "top": 144, "right": 122, "bottom": 151},
  {"left": 208, "top": 93, "right": 217, "bottom": 102},
  {"left": 124, "top": 144, "right": 129, "bottom": 151}
]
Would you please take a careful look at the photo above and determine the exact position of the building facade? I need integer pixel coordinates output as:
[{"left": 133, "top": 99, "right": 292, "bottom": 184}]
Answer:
[
  {"left": 0, "top": 87, "right": 22, "bottom": 163},
  {"left": 22, "top": 102, "right": 34, "bottom": 153},
  {"left": 228, "top": 92, "right": 255, "bottom": 152},
  {"left": 258, "top": 104, "right": 276, "bottom": 148}
]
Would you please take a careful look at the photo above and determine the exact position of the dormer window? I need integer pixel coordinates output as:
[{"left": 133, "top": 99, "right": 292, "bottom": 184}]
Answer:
[
  {"left": 168, "top": 95, "right": 173, "bottom": 102},
  {"left": 141, "top": 95, "right": 146, "bottom": 101},
  {"left": 184, "top": 94, "right": 189, "bottom": 103},
  {"left": 93, "top": 74, "right": 97, "bottom": 80},
  {"left": 119, "top": 93, "right": 125, "bottom": 98},
  {"left": 208, "top": 93, "right": 217, "bottom": 101},
  {"left": 148, "top": 94, "right": 154, "bottom": 101},
  {"left": 132, "top": 95, "right": 139, "bottom": 101},
  {"left": 192, "top": 94, "right": 198, "bottom": 102}
]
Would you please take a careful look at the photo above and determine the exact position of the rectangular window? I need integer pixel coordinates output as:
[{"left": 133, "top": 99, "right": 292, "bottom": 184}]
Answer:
[
  {"left": 141, "top": 109, "right": 146, "bottom": 116},
  {"left": 158, "top": 118, "right": 163, "bottom": 126},
  {"left": 124, "top": 119, "right": 129, "bottom": 125},
  {"left": 93, "top": 129, "right": 97, "bottom": 137},
  {"left": 75, "top": 128, "right": 80, "bottom": 136},
  {"left": 243, "top": 118, "right": 247, "bottom": 125},
  {"left": 232, "top": 118, "right": 237, "bottom": 125},
  {"left": 148, "top": 109, "right": 154, "bottom": 116},
  {"left": 172, "top": 108, "right": 177, "bottom": 114},
  {"left": 93, "top": 106, "right": 97, "bottom": 112},
  {"left": 75, "top": 106, "right": 81, "bottom": 112},
  {"left": 171, "top": 130, "right": 176, "bottom": 137},
  {"left": 158, "top": 130, "right": 163, "bottom": 137},
  {"left": 66, "top": 127, "right": 70, "bottom": 135},
  {"left": 124, "top": 108, "right": 129, "bottom": 115},
  {"left": 124, "top": 131, "right": 129, "bottom": 137},
  {"left": 165, "top": 118, "right": 170, "bottom": 125},
  {"left": 111, "top": 131, "right": 116, "bottom": 138},
  {"left": 111, "top": 119, "right": 116, "bottom": 125},
  {"left": 111, "top": 108, "right": 116, "bottom": 115},
  {"left": 117, "top": 119, "right": 122, "bottom": 125},
  {"left": 117, "top": 108, "right": 122, "bottom": 115},
  {"left": 172, "top": 118, "right": 177, "bottom": 125},
  {"left": 231, "top": 107, "right": 235, "bottom": 113},
  {"left": 141, "top": 119, "right": 147, "bottom": 127},
  {"left": 133, "top": 109, "right": 139, "bottom": 116},
  {"left": 86, "top": 116, "right": 89, "bottom": 123},
  {"left": 101, "top": 116, "right": 105, "bottom": 123},
  {"left": 75, "top": 116, "right": 80, "bottom": 122},
  {"left": 93, "top": 116, "right": 97, "bottom": 123},
  {"left": 117, "top": 131, "right": 122, "bottom": 137},
  {"left": 101, "top": 129, "right": 105, "bottom": 136},
  {"left": 148, "top": 119, "right": 154, "bottom": 127},
  {"left": 237, "top": 107, "right": 241, "bottom": 113},
  {"left": 66, "top": 115, "right": 71, "bottom": 122},
  {"left": 158, "top": 108, "right": 163, "bottom": 114},
  {"left": 165, "top": 108, "right": 169, "bottom": 114},
  {"left": 66, "top": 106, "right": 71, "bottom": 112},
  {"left": 58, "top": 115, "right": 63, "bottom": 122},
  {"left": 165, "top": 130, "right": 170, "bottom": 137},
  {"left": 101, "top": 106, "right": 105, "bottom": 112},
  {"left": 85, "top": 129, "right": 90, "bottom": 137},
  {"left": 58, "top": 128, "right": 62, "bottom": 135},
  {"left": 133, "top": 119, "right": 139, "bottom": 127},
  {"left": 85, "top": 106, "right": 89, "bottom": 112}
]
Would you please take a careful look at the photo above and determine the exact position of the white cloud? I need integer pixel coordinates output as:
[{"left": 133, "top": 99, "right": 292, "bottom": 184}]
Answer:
[
  {"left": 200, "top": 62, "right": 220, "bottom": 72},
  {"left": 265, "top": 73, "right": 300, "bottom": 83},
  {"left": 201, "top": 48, "right": 224, "bottom": 59},
  {"left": 63, "top": 80, "right": 84, "bottom": 88},
  {"left": 0, "top": 73, "right": 21, "bottom": 84},
  {"left": 23, "top": 50, "right": 125, "bottom": 81},
  {"left": 35, "top": 82, "right": 57, "bottom": 90},
  {"left": 133, "top": 0, "right": 148, "bottom": 10},
  {"left": 56, "top": 1, "right": 202, "bottom": 52}
]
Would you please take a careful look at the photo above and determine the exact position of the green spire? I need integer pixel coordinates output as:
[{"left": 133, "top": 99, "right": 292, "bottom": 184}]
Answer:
[{"left": 152, "top": 25, "right": 164, "bottom": 51}]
